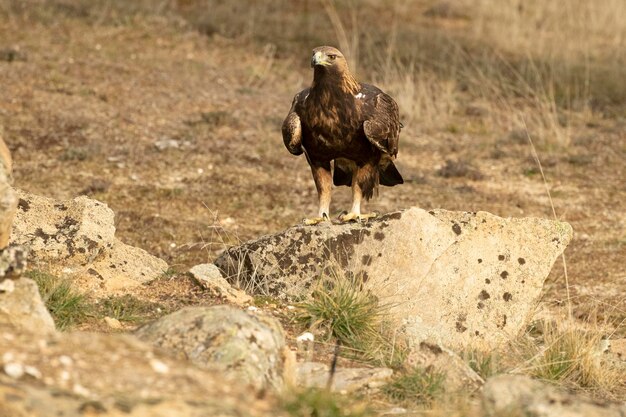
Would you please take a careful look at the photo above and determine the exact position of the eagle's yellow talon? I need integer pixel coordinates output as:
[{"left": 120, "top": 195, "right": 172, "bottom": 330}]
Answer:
[
  {"left": 339, "top": 212, "right": 377, "bottom": 223},
  {"left": 303, "top": 215, "right": 330, "bottom": 226}
]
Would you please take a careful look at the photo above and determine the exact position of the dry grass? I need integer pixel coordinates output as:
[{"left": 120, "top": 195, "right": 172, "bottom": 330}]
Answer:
[
  {"left": 381, "top": 366, "right": 447, "bottom": 408},
  {"left": 2, "top": 0, "right": 625, "bottom": 411},
  {"left": 151, "top": 0, "right": 626, "bottom": 145},
  {"left": 508, "top": 320, "right": 624, "bottom": 398},
  {"left": 295, "top": 269, "right": 407, "bottom": 368},
  {"left": 281, "top": 387, "right": 372, "bottom": 417},
  {"left": 26, "top": 270, "right": 89, "bottom": 330}
]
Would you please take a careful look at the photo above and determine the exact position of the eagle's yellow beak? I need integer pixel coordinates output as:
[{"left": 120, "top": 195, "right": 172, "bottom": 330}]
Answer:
[{"left": 311, "top": 51, "right": 331, "bottom": 67}]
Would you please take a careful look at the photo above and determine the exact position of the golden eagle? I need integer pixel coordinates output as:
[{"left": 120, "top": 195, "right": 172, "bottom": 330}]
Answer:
[{"left": 282, "top": 46, "right": 403, "bottom": 224}]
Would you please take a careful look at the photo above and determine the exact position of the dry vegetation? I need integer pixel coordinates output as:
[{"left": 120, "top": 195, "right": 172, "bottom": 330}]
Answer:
[{"left": 1, "top": 0, "right": 625, "bottom": 413}]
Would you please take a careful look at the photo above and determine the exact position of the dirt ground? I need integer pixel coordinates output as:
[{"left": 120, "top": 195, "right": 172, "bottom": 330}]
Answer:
[{"left": 0, "top": 2, "right": 624, "bottom": 343}]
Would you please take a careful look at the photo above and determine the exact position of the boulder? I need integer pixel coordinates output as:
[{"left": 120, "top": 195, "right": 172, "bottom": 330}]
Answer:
[
  {"left": 0, "top": 278, "right": 55, "bottom": 334},
  {"left": 11, "top": 191, "right": 168, "bottom": 294},
  {"left": 0, "top": 245, "right": 27, "bottom": 283},
  {"left": 0, "top": 135, "right": 17, "bottom": 249},
  {"left": 482, "top": 374, "right": 626, "bottom": 417},
  {"left": 135, "top": 305, "right": 287, "bottom": 391},
  {"left": 189, "top": 263, "right": 252, "bottom": 305},
  {"left": 406, "top": 341, "right": 483, "bottom": 393},
  {"left": 0, "top": 328, "right": 282, "bottom": 417},
  {"left": 215, "top": 208, "right": 572, "bottom": 350},
  {"left": 296, "top": 361, "right": 393, "bottom": 393}
]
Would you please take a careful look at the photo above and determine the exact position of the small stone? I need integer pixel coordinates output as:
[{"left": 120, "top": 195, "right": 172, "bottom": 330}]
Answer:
[
  {"left": 296, "top": 332, "right": 314, "bottom": 342},
  {"left": 104, "top": 316, "right": 123, "bottom": 329},
  {"left": 383, "top": 408, "right": 408, "bottom": 415},
  {"left": 296, "top": 362, "right": 393, "bottom": 393},
  {"left": 71, "top": 384, "right": 88, "bottom": 397},
  {"left": 24, "top": 365, "right": 42, "bottom": 379},
  {"left": 59, "top": 355, "right": 73, "bottom": 367},
  {"left": 149, "top": 359, "right": 169, "bottom": 374},
  {"left": 0, "top": 278, "right": 55, "bottom": 334},
  {"left": 154, "top": 138, "right": 180, "bottom": 151},
  {"left": 0, "top": 279, "right": 14, "bottom": 293},
  {"left": 4, "top": 362, "right": 24, "bottom": 378},
  {"left": 189, "top": 263, "right": 251, "bottom": 306}
]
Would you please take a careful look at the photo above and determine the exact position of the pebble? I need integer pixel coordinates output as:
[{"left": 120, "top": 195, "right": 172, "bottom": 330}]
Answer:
[
  {"left": 0, "top": 279, "right": 15, "bottom": 293},
  {"left": 4, "top": 362, "right": 24, "bottom": 379},
  {"left": 149, "top": 359, "right": 169, "bottom": 374},
  {"left": 104, "top": 316, "right": 123, "bottom": 329},
  {"left": 296, "top": 332, "right": 314, "bottom": 342},
  {"left": 59, "top": 355, "right": 73, "bottom": 367}
]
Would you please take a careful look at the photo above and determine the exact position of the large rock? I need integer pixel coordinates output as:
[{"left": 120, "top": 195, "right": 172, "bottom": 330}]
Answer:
[
  {"left": 11, "top": 191, "right": 168, "bottom": 294},
  {"left": 0, "top": 245, "right": 27, "bottom": 283},
  {"left": 189, "top": 263, "right": 252, "bottom": 305},
  {"left": 296, "top": 362, "right": 393, "bottom": 393},
  {"left": 216, "top": 208, "right": 572, "bottom": 350},
  {"left": 482, "top": 374, "right": 626, "bottom": 417},
  {"left": 0, "top": 135, "right": 17, "bottom": 249},
  {"left": 0, "top": 327, "right": 282, "bottom": 417},
  {"left": 135, "top": 306, "right": 287, "bottom": 391},
  {"left": 0, "top": 278, "right": 55, "bottom": 334},
  {"left": 406, "top": 341, "right": 483, "bottom": 393}
]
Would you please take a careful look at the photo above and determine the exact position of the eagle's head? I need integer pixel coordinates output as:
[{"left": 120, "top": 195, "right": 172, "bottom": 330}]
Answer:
[
  {"left": 310, "top": 46, "right": 358, "bottom": 93},
  {"left": 311, "top": 46, "right": 348, "bottom": 72}
]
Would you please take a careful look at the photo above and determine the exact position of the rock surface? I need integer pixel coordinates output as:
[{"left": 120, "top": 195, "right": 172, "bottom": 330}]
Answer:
[
  {"left": 0, "top": 245, "right": 27, "bottom": 282},
  {"left": 407, "top": 341, "right": 484, "bottom": 392},
  {"left": 135, "top": 305, "right": 287, "bottom": 391},
  {"left": 609, "top": 338, "right": 626, "bottom": 361},
  {"left": 11, "top": 191, "right": 168, "bottom": 294},
  {"left": 482, "top": 374, "right": 626, "bottom": 417},
  {"left": 0, "top": 327, "right": 282, "bottom": 417},
  {"left": 0, "top": 278, "right": 55, "bottom": 334},
  {"left": 0, "top": 135, "right": 17, "bottom": 249},
  {"left": 189, "top": 263, "right": 252, "bottom": 305},
  {"left": 296, "top": 361, "right": 393, "bottom": 393},
  {"left": 215, "top": 208, "right": 573, "bottom": 350}
]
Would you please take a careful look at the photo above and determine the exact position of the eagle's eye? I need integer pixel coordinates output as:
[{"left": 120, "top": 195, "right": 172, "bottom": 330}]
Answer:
[{"left": 328, "top": 54, "right": 337, "bottom": 60}]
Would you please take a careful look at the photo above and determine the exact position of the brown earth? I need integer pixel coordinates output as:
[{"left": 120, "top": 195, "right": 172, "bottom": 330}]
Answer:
[{"left": 0, "top": 0, "right": 624, "bottom": 344}]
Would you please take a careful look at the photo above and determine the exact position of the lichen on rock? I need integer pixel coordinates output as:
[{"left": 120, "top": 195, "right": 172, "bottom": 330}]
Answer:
[{"left": 216, "top": 208, "right": 573, "bottom": 350}]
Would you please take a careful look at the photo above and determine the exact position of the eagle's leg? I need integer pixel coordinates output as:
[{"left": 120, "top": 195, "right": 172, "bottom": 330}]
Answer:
[
  {"left": 340, "top": 165, "right": 377, "bottom": 223},
  {"left": 304, "top": 162, "right": 332, "bottom": 225}
]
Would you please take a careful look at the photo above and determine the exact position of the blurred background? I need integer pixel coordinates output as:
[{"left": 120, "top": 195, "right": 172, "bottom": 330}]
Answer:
[{"left": 0, "top": 0, "right": 624, "bottom": 327}]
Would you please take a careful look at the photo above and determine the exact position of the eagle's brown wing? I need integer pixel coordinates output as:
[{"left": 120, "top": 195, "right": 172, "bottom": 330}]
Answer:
[
  {"left": 281, "top": 90, "right": 308, "bottom": 156},
  {"left": 362, "top": 90, "right": 401, "bottom": 157}
]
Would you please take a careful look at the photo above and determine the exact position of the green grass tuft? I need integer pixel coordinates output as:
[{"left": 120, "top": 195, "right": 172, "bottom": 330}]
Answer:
[
  {"left": 381, "top": 367, "right": 446, "bottom": 407},
  {"left": 26, "top": 270, "right": 89, "bottom": 330},
  {"left": 295, "top": 272, "right": 406, "bottom": 367},
  {"left": 282, "top": 388, "right": 372, "bottom": 417},
  {"left": 463, "top": 349, "right": 501, "bottom": 380},
  {"left": 95, "top": 294, "right": 165, "bottom": 323},
  {"left": 297, "top": 278, "right": 380, "bottom": 346}
]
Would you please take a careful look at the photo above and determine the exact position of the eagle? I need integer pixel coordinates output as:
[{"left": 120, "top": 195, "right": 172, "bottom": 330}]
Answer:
[{"left": 282, "top": 46, "right": 403, "bottom": 224}]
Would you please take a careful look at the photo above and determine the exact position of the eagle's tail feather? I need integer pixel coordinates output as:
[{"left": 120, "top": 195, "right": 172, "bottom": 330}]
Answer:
[{"left": 379, "top": 160, "right": 403, "bottom": 186}]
